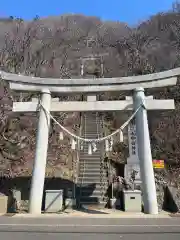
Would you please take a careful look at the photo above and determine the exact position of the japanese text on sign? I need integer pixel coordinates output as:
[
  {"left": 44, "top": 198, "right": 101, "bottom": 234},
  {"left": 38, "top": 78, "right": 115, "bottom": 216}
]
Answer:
[
  {"left": 153, "top": 160, "right": 165, "bottom": 169},
  {"left": 129, "top": 124, "right": 137, "bottom": 156}
]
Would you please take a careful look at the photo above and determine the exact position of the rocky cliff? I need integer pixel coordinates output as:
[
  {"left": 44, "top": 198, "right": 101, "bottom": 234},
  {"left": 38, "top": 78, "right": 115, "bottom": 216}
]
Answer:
[{"left": 0, "top": 7, "right": 180, "bottom": 185}]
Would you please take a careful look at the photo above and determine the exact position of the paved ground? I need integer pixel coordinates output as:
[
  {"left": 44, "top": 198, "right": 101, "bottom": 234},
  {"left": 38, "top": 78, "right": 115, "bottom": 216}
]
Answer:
[
  {"left": 10, "top": 208, "right": 172, "bottom": 218},
  {"left": 0, "top": 215, "right": 180, "bottom": 239},
  {"left": 1, "top": 232, "right": 180, "bottom": 240}
]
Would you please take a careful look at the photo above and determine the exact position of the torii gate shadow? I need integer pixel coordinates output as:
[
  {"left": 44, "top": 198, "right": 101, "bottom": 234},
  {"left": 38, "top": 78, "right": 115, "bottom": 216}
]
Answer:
[
  {"left": 74, "top": 183, "right": 109, "bottom": 214},
  {"left": 0, "top": 176, "right": 105, "bottom": 213}
]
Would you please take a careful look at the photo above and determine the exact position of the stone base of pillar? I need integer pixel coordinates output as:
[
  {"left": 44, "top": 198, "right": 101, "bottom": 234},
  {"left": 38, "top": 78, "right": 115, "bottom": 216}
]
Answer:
[{"left": 123, "top": 190, "right": 142, "bottom": 212}]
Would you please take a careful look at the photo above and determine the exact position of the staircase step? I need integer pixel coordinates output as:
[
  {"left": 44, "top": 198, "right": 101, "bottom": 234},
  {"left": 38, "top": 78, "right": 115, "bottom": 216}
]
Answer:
[
  {"left": 78, "top": 171, "right": 100, "bottom": 175},
  {"left": 79, "top": 167, "right": 101, "bottom": 170},
  {"left": 79, "top": 164, "right": 100, "bottom": 167},
  {"left": 78, "top": 183, "right": 108, "bottom": 188},
  {"left": 83, "top": 134, "right": 101, "bottom": 137},
  {"left": 79, "top": 171, "right": 101, "bottom": 175},
  {"left": 78, "top": 173, "right": 105, "bottom": 181},
  {"left": 79, "top": 160, "right": 101, "bottom": 163},
  {"left": 80, "top": 154, "right": 101, "bottom": 158},
  {"left": 79, "top": 172, "right": 100, "bottom": 176},
  {"left": 79, "top": 167, "right": 101, "bottom": 171},
  {"left": 81, "top": 151, "right": 101, "bottom": 154},
  {"left": 80, "top": 156, "right": 101, "bottom": 158},
  {"left": 81, "top": 188, "right": 102, "bottom": 193},
  {"left": 79, "top": 163, "right": 101, "bottom": 167},
  {"left": 81, "top": 137, "right": 100, "bottom": 139},
  {"left": 82, "top": 131, "right": 100, "bottom": 133},
  {"left": 80, "top": 154, "right": 101, "bottom": 156},
  {"left": 78, "top": 181, "right": 108, "bottom": 186},
  {"left": 81, "top": 190, "right": 102, "bottom": 197},
  {"left": 78, "top": 180, "right": 101, "bottom": 184},
  {"left": 79, "top": 154, "right": 101, "bottom": 157},
  {"left": 78, "top": 172, "right": 101, "bottom": 176},
  {"left": 79, "top": 161, "right": 101, "bottom": 164},
  {"left": 80, "top": 152, "right": 101, "bottom": 155},
  {"left": 83, "top": 131, "right": 100, "bottom": 133},
  {"left": 81, "top": 202, "right": 107, "bottom": 209},
  {"left": 78, "top": 176, "right": 107, "bottom": 182},
  {"left": 79, "top": 165, "right": 101, "bottom": 169},
  {"left": 80, "top": 198, "right": 106, "bottom": 205},
  {"left": 79, "top": 155, "right": 101, "bottom": 158},
  {"left": 79, "top": 158, "right": 101, "bottom": 161},
  {"left": 80, "top": 196, "right": 99, "bottom": 203},
  {"left": 78, "top": 114, "right": 108, "bottom": 209},
  {"left": 83, "top": 145, "right": 100, "bottom": 149},
  {"left": 84, "top": 119, "right": 100, "bottom": 122},
  {"left": 79, "top": 168, "right": 101, "bottom": 172},
  {"left": 79, "top": 166, "right": 100, "bottom": 170},
  {"left": 78, "top": 177, "right": 100, "bottom": 182},
  {"left": 81, "top": 194, "right": 102, "bottom": 198},
  {"left": 80, "top": 156, "right": 101, "bottom": 159},
  {"left": 83, "top": 124, "right": 99, "bottom": 126},
  {"left": 81, "top": 149, "right": 101, "bottom": 152},
  {"left": 79, "top": 171, "right": 100, "bottom": 176},
  {"left": 79, "top": 168, "right": 101, "bottom": 173},
  {"left": 84, "top": 121, "right": 100, "bottom": 124},
  {"left": 81, "top": 148, "right": 101, "bottom": 151},
  {"left": 81, "top": 146, "right": 101, "bottom": 149},
  {"left": 81, "top": 131, "right": 100, "bottom": 133},
  {"left": 77, "top": 184, "right": 107, "bottom": 191}
]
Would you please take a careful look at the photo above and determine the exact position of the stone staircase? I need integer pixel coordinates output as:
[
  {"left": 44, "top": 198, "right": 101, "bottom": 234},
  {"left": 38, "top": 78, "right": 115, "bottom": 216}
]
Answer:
[{"left": 77, "top": 112, "right": 108, "bottom": 208}]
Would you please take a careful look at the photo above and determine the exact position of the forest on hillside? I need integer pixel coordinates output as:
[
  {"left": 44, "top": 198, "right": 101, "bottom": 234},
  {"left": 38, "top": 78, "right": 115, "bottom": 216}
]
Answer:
[{"left": 0, "top": 2, "right": 180, "bottom": 183}]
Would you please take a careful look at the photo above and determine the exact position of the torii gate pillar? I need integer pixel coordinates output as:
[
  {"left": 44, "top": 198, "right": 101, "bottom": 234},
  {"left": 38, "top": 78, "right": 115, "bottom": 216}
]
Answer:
[
  {"left": 29, "top": 89, "right": 51, "bottom": 214},
  {"left": 133, "top": 87, "right": 158, "bottom": 214}
]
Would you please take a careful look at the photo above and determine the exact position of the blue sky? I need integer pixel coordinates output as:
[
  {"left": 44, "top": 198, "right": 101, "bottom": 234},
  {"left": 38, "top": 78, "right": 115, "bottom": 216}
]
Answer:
[{"left": 0, "top": 0, "right": 176, "bottom": 25}]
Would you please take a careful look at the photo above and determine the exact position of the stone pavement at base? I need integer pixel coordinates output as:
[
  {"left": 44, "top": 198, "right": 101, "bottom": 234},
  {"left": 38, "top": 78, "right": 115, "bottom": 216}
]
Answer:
[
  {"left": 9, "top": 209, "right": 171, "bottom": 218},
  {"left": 0, "top": 211, "right": 180, "bottom": 240}
]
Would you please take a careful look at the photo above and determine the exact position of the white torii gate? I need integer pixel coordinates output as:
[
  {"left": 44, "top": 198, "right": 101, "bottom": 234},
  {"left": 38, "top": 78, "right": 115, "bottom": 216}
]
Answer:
[{"left": 0, "top": 68, "right": 178, "bottom": 215}]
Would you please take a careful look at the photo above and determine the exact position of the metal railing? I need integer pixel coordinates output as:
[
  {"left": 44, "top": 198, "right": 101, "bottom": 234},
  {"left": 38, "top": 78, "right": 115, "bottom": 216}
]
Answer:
[
  {"left": 95, "top": 112, "right": 102, "bottom": 199},
  {"left": 72, "top": 110, "right": 83, "bottom": 199},
  {"left": 80, "top": 113, "right": 87, "bottom": 187},
  {"left": 101, "top": 116, "right": 112, "bottom": 198},
  {"left": 98, "top": 113, "right": 109, "bottom": 201}
]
